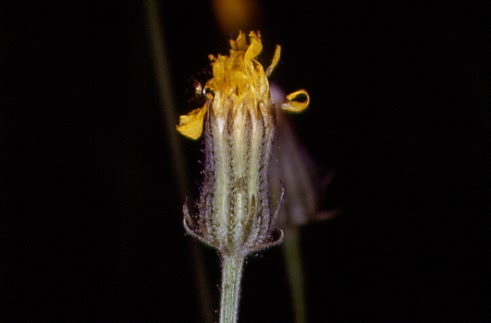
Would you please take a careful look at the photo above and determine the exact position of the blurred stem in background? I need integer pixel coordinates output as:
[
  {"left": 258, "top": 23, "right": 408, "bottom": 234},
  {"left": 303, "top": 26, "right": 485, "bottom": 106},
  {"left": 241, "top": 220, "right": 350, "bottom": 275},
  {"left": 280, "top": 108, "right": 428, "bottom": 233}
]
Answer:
[
  {"left": 283, "top": 226, "right": 305, "bottom": 323},
  {"left": 144, "top": 0, "right": 214, "bottom": 322},
  {"left": 270, "top": 83, "right": 339, "bottom": 323}
]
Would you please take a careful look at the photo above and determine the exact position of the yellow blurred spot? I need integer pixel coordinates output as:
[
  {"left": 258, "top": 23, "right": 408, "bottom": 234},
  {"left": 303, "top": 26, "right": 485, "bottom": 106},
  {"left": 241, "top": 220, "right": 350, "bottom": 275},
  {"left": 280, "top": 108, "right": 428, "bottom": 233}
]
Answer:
[{"left": 212, "top": 0, "right": 260, "bottom": 34}]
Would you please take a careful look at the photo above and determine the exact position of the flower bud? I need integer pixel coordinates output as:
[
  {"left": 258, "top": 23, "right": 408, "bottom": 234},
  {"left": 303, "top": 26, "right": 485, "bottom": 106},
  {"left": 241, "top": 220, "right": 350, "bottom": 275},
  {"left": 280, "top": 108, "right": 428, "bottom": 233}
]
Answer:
[{"left": 177, "top": 31, "right": 309, "bottom": 257}]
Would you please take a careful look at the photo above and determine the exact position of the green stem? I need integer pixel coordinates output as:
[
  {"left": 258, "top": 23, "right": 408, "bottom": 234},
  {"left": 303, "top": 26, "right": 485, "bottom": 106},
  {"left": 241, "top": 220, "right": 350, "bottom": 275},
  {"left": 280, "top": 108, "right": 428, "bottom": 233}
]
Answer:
[
  {"left": 283, "top": 226, "right": 307, "bottom": 323},
  {"left": 144, "top": 1, "right": 214, "bottom": 322},
  {"left": 220, "top": 254, "right": 245, "bottom": 323}
]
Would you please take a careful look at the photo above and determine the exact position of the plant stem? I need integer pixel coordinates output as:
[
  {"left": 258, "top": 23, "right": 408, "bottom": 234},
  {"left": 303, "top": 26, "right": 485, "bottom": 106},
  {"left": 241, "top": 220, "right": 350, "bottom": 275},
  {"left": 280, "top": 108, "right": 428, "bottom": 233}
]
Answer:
[
  {"left": 283, "top": 226, "right": 307, "bottom": 323},
  {"left": 220, "top": 254, "right": 245, "bottom": 323},
  {"left": 144, "top": 1, "right": 214, "bottom": 322}
]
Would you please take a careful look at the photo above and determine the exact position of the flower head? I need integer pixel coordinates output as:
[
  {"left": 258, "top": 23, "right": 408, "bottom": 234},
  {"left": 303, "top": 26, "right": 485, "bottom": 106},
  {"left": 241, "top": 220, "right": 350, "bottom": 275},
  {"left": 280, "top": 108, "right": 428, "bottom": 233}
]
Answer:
[
  {"left": 178, "top": 31, "right": 309, "bottom": 257},
  {"left": 177, "top": 31, "right": 309, "bottom": 140}
]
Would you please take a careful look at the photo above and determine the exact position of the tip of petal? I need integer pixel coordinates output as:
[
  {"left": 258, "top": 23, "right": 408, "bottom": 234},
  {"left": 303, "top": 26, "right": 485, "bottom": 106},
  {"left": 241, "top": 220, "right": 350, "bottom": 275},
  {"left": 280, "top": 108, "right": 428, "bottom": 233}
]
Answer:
[
  {"left": 244, "top": 31, "right": 263, "bottom": 62},
  {"left": 229, "top": 30, "right": 248, "bottom": 51},
  {"left": 266, "top": 45, "right": 281, "bottom": 76}
]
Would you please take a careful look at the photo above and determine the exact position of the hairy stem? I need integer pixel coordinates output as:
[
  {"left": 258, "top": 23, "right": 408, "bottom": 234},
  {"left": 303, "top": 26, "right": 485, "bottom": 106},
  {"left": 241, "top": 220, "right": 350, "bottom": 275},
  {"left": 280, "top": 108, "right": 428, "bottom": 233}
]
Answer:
[{"left": 220, "top": 254, "right": 245, "bottom": 323}]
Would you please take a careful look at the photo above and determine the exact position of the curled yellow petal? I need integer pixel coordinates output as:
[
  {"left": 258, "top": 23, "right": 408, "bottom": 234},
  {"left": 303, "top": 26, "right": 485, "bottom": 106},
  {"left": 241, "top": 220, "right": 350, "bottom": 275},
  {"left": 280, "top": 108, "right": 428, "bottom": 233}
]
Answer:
[
  {"left": 176, "top": 105, "right": 208, "bottom": 140},
  {"left": 281, "top": 89, "right": 310, "bottom": 113}
]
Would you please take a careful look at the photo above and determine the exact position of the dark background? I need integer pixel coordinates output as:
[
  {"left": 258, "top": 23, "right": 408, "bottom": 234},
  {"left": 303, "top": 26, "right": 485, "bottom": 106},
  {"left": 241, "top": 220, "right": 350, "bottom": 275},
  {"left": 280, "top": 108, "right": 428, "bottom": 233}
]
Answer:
[{"left": 2, "top": 1, "right": 490, "bottom": 322}]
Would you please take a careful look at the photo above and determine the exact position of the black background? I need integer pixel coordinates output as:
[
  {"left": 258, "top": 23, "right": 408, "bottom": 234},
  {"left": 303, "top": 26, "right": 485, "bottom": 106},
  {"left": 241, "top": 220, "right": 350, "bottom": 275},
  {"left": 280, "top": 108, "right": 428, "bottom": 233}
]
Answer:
[{"left": 2, "top": 1, "right": 490, "bottom": 322}]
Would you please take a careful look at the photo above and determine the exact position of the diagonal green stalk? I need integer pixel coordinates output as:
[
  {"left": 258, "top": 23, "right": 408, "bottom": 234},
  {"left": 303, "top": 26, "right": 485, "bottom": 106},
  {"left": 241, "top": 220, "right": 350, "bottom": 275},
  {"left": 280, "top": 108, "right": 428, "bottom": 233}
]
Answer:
[
  {"left": 144, "top": 1, "right": 214, "bottom": 322},
  {"left": 220, "top": 254, "right": 246, "bottom": 323}
]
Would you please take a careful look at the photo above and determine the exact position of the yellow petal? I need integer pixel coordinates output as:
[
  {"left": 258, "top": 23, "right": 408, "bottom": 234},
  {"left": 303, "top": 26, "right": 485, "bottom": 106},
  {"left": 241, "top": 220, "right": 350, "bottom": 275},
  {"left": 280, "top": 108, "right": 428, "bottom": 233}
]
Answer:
[
  {"left": 176, "top": 105, "right": 208, "bottom": 140},
  {"left": 281, "top": 90, "right": 310, "bottom": 113},
  {"left": 266, "top": 45, "right": 281, "bottom": 76},
  {"left": 244, "top": 31, "right": 262, "bottom": 62},
  {"left": 236, "top": 31, "right": 248, "bottom": 51}
]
